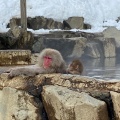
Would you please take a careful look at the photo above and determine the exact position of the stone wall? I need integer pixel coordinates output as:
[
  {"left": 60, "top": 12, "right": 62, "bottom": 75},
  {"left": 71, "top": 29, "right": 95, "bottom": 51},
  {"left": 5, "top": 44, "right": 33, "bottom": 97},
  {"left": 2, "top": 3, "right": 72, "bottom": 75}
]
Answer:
[
  {"left": 32, "top": 30, "right": 117, "bottom": 59},
  {"left": 0, "top": 50, "right": 31, "bottom": 65},
  {"left": 7, "top": 16, "right": 90, "bottom": 30},
  {"left": 0, "top": 73, "right": 120, "bottom": 120},
  {"left": 0, "top": 26, "right": 119, "bottom": 59}
]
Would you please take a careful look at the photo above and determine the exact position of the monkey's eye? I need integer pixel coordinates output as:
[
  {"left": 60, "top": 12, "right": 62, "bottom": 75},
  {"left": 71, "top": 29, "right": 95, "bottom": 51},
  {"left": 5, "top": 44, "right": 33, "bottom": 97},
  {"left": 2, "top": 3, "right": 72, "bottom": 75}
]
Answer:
[{"left": 44, "top": 56, "right": 52, "bottom": 60}]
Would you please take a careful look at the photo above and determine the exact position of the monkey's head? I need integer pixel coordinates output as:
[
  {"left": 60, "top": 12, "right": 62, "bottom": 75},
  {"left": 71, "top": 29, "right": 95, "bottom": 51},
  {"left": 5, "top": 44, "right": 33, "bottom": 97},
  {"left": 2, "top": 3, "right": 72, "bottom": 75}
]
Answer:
[
  {"left": 67, "top": 59, "right": 83, "bottom": 74},
  {"left": 69, "top": 60, "right": 80, "bottom": 69},
  {"left": 38, "top": 48, "right": 65, "bottom": 70}
]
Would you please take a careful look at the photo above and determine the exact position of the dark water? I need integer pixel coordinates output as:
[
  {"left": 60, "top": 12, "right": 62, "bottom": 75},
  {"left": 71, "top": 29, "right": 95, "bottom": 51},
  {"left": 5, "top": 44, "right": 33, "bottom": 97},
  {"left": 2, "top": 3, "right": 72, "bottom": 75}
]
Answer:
[{"left": 81, "top": 57, "right": 120, "bottom": 80}]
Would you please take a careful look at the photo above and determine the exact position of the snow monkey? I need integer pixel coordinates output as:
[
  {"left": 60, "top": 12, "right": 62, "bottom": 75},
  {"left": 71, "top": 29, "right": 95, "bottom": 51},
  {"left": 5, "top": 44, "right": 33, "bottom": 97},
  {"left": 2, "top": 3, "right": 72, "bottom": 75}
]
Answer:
[
  {"left": 67, "top": 59, "right": 83, "bottom": 75},
  {"left": 6, "top": 48, "right": 66, "bottom": 78}
]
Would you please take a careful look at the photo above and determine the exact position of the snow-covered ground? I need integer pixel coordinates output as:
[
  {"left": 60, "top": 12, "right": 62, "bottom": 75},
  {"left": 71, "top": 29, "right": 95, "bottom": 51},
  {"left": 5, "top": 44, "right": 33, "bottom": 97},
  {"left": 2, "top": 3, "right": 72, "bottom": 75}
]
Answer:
[{"left": 1, "top": 0, "right": 120, "bottom": 33}]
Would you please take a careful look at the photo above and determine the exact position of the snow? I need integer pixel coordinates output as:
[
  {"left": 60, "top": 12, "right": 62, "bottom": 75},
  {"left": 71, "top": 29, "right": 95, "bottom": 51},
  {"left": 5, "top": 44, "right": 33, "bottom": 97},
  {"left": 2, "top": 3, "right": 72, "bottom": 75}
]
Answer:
[{"left": 0, "top": 0, "right": 120, "bottom": 33}]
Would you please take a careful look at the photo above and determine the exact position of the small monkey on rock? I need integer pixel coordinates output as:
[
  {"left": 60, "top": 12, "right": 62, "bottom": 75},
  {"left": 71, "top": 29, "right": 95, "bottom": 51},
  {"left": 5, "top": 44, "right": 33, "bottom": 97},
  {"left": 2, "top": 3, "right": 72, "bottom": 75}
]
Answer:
[
  {"left": 67, "top": 59, "right": 83, "bottom": 75},
  {"left": 6, "top": 48, "right": 66, "bottom": 78}
]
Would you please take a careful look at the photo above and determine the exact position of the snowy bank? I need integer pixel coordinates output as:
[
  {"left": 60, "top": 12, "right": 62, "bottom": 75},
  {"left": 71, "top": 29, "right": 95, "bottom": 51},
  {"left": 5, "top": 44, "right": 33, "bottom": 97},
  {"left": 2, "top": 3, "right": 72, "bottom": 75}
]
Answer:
[{"left": 0, "top": 0, "right": 120, "bottom": 32}]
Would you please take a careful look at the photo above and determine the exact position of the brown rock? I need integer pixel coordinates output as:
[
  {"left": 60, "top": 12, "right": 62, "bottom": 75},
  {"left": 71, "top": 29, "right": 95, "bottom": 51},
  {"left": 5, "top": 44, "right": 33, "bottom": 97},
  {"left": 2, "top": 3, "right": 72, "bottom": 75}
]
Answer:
[
  {"left": 63, "top": 17, "right": 84, "bottom": 29},
  {"left": 0, "top": 50, "right": 31, "bottom": 65},
  {"left": 42, "top": 85, "right": 109, "bottom": 120},
  {"left": 0, "top": 87, "right": 42, "bottom": 120},
  {"left": 103, "top": 27, "right": 120, "bottom": 48},
  {"left": 103, "top": 38, "right": 116, "bottom": 58},
  {"left": 110, "top": 91, "right": 120, "bottom": 120}
]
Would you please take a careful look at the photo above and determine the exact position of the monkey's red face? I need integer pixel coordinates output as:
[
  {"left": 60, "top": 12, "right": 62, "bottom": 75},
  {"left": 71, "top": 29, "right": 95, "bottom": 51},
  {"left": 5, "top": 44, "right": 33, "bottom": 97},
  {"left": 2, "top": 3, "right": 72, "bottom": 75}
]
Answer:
[{"left": 43, "top": 56, "right": 52, "bottom": 69}]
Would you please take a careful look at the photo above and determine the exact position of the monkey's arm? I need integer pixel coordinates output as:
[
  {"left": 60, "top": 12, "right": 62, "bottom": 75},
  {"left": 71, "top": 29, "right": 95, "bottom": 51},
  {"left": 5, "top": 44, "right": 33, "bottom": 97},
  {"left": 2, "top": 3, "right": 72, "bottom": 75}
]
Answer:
[{"left": 6, "top": 66, "right": 45, "bottom": 78}]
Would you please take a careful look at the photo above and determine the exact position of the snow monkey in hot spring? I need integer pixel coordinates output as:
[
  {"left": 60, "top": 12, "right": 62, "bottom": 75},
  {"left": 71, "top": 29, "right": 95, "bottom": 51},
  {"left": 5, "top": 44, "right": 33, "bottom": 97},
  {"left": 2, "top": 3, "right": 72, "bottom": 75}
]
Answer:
[
  {"left": 67, "top": 59, "right": 83, "bottom": 75},
  {"left": 6, "top": 48, "right": 66, "bottom": 78},
  {"left": 6, "top": 48, "right": 83, "bottom": 78}
]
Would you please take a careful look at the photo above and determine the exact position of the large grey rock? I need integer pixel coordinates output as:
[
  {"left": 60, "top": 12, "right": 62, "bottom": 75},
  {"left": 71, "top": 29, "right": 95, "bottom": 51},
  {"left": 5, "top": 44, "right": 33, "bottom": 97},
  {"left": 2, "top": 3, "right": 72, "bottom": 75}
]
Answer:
[
  {"left": 67, "top": 37, "right": 87, "bottom": 57},
  {"left": 7, "top": 18, "right": 34, "bottom": 50},
  {"left": 110, "top": 91, "right": 120, "bottom": 120},
  {"left": 9, "top": 18, "right": 21, "bottom": 38},
  {"left": 7, "top": 18, "right": 21, "bottom": 28},
  {"left": 103, "top": 38, "right": 116, "bottom": 58},
  {"left": 42, "top": 85, "right": 109, "bottom": 120},
  {"left": 80, "top": 32, "right": 116, "bottom": 58},
  {"left": 0, "top": 19, "right": 21, "bottom": 49},
  {"left": 28, "top": 16, "right": 63, "bottom": 30},
  {"left": 77, "top": 32, "right": 105, "bottom": 58},
  {"left": 0, "top": 73, "right": 120, "bottom": 120},
  {"left": 104, "top": 58, "right": 116, "bottom": 67},
  {"left": 32, "top": 37, "right": 87, "bottom": 58},
  {"left": 83, "top": 23, "right": 92, "bottom": 29},
  {"left": 0, "top": 73, "right": 120, "bottom": 93},
  {"left": 84, "top": 41, "right": 103, "bottom": 58},
  {"left": 8, "top": 17, "right": 63, "bottom": 30},
  {"left": 0, "top": 24, "right": 34, "bottom": 50},
  {"left": 103, "top": 27, "right": 120, "bottom": 47},
  {"left": 63, "top": 17, "right": 84, "bottom": 29},
  {"left": 0, "top": 87, "right": 42, "bottom": 120}
]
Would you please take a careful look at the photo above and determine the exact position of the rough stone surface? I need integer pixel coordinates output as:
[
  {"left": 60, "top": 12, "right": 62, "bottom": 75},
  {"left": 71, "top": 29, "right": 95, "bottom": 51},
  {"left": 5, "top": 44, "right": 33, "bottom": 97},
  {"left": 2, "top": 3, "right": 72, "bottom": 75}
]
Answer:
[
  {"left": 0, "top": 29, "right": 118, "bottom": 59},
  {"left": 78, "top": 32, "right": 116, "bottom": 58},
  {"left": 67, "top": 37, "right": 87, "bottom": 57},
  {"left": 78, "top": 31, "right": 104, "bottom": 41},
  {"left": 0, "top": 50, "right": 31, "bottom": 65},
  {"left": 8, "top": 17, "right": 63, "bottom": 30},
  {"left": 103, "top": 38, "right": 116, "bottom": 58},
  {"left": 83, "top": 23, "right": 92, "bottom": 29},
  {"left": 33, "top": 31, "right": 117, "bottom": 58},
  {"left": 103, "top": 27, "right": 120, "bottom": 47},
  {"left": 8, "top": 17, "right": 92, "bottom": 30},
  {"left": 31, "top": 53, "right": 40, "bottom": 64},
  {"left": 110, "top": 91, "right": 120, "bottom": 120},
  {"left": 17, "top": 31, "right": 34, "bottom": 49},
  {"left": 1, "top": 73, "right": 120, "bottom": 93},
  {"left": 77, "top": 31, "right": 107, "bottom": 55},
  {"left": 7, "top": 18, "right": 34, "bottom": 50},
  {"left": 0, "top": 87, "right": 42, "bottom": 120},
  {"left": 7, "top": 18, "right": 21, "bottom": 28},
  {"left": 0, "top": 73, "right": 120, "bottom": 119},
  {"left": 84, "top": 40, "right": 103, "bottom": 58},
  {"left": 0, "top": 30, "right": 34, "bottom": 50},
  {"left": 9, "top": 18, "right": 21, "bottom": 38},
  {"left": 49, "top": 30, "right": 80, "bottom": 38},
  {"left": 32, "top": 37, "right": 87, "bottom": 58},
  {"left": 63, "top": 17, "right": 84, "bottom": 29},
  {"left": 104, "top": 58, "right": 116, "bottom": 67},
  {"left": 42, "top": 85, "right": 109, "bottom": 120},
  {"left": 28, "top": 16, "right": 63, "bottom": 30}
]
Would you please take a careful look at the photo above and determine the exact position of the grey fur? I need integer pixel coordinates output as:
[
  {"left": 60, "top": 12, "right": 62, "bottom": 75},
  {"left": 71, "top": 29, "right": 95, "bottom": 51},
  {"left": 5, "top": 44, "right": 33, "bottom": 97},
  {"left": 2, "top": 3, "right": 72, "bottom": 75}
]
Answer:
[{"left": 6, "top": 48, "right": 66, "bottom": 78}]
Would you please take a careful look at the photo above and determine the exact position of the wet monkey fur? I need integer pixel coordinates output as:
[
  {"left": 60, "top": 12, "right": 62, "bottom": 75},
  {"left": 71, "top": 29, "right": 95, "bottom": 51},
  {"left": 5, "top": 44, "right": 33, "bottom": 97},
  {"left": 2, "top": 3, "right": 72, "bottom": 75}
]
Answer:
[
  {"left": 67, "top": 59, "right": 83, "bottom": 75},
  {"left": 6, "top": 48, "right": 66, "bottom": 78}
]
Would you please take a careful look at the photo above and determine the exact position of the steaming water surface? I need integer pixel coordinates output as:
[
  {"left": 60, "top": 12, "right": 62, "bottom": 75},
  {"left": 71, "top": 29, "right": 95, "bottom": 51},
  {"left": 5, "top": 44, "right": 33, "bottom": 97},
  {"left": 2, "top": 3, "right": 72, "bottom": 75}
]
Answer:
[
  {"left": 0, "top": 58, "right": 120, "bottom": 81},
  {"left": 82, "top": 58, "right": 120, "bottom": 80}
]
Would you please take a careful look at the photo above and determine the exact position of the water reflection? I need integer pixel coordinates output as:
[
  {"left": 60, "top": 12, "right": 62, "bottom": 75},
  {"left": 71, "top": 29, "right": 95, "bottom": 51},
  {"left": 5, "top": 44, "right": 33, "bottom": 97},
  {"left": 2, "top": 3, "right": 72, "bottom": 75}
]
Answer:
[{"left": 81, "top": 58, "right": 120, "bottom": 80}]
